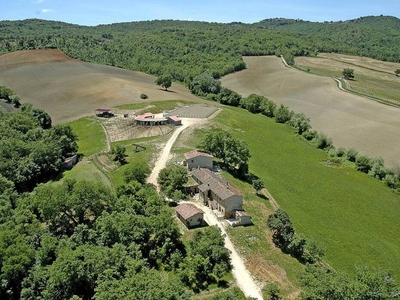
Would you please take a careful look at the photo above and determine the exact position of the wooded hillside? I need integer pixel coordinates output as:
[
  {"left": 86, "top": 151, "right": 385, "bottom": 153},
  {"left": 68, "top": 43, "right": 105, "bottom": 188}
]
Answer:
[{"left": 0, "top": 16, "right": 399, "bottom": 84}]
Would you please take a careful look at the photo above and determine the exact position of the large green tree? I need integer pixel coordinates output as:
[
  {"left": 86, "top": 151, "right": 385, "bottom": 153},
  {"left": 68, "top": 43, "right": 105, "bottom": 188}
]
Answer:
[
  {"left": 157, "top": 165, "right": 188, "bottom": 197},
  {"left": 155, "top": 74, "right": 172, "bottom": 91},
  {"left": 200, "top": 129, "right": 251, "bottom": 175}
]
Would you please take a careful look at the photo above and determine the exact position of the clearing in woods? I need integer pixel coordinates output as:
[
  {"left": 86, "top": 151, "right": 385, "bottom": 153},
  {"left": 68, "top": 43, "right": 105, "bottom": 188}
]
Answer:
[
  {"left": 221, "top": 56, "right": 400, "bottom": 167},
  {"left": 0, "top": 49, "right": 207, "bottom": 124}
]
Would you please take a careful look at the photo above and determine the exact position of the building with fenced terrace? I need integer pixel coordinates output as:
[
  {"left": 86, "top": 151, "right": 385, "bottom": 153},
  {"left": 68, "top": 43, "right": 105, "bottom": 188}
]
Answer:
[{"left": 134, "top": 112, "right": 181, "bottom": 126}]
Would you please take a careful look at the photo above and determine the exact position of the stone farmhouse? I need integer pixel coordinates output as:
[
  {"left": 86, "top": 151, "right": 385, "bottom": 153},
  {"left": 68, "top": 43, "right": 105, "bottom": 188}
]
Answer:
[
  {"left": 183, "top": 150, "right": 252, "bottom": 225},
  {"left": 174, "top": 203, "right": 204, "bottom": 228},
  {"left": 183, "top": 150, "right": 213, "bottom": 171},
  {"left": 191, "top": 168, "right": 243, "bottom": 218}
]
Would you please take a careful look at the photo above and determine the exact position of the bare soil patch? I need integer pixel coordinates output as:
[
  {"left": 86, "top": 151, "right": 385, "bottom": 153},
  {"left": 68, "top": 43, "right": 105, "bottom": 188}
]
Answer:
[
  {"left": 0, "top": 49, "right": 206, "bottom": 124},
  {"left": 221, "top": 56, "right": 400, "bottom": 167}
]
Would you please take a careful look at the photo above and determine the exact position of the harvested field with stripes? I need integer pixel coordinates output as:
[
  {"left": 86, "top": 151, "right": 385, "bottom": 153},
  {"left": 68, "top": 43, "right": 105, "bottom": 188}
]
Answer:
[
  {"left": 0, "top": 49, "right": 205, "bottom": 124},
  {"left": 222, "top": 56, "right": 400, "bottom": 167}
]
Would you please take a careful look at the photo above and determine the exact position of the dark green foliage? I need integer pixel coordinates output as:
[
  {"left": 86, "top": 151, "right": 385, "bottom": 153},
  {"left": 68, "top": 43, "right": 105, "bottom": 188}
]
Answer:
[
  {"left": 252, "top": 179, "right": 265, "bottom": 194},
  {"left": 267, "top": 209, "right": 295, "bottom": 251},
  {"left": 274, "top": 104, "right": 293, "bottom": 123},
  {"left": 140, "top": 93, "right": 148, "bottom": 99},
  {"left": 240, "top": 94, "right": 265, "bottom": 113},
  {"left": 267, "top": 209, "right": 324, "bottom": 264},
  {"left": 110, "top": 145, "right": 127, "bottom": 164},
  {"left": 180, "top": 226, "right": 230, "bottom": 292},
  {"left": 9, "top": 94, "right": 21, "bottom": 108},
  {"left": 0, "top": 107, "right": 77, "bottom": 192},
  {"left": 123, "top": 161, "right": 150, "bottom": 184},
  {"left": 200, "top": 129, "right": 251, "bottom": 176},
  {"left": 300, "top": 264, "right": 399, "bottom": 300},
  {"left": 217, "top": 87, "right": 241, "bottom": 106},
  {"left": 289, "top": 113, "right": 311, "bottom": 135},
  {"left": 395, "top": 69, "right": 400, "bottom": 76},
  {"left": 346, "top": 148, "right": 359, "bottom": 162},
  {"left": 157, "top": 165, "right": 188, "bottom": 197},
  {"left": 315, "top": 132, "right": 332, "bottom": 150},
  {"left": 189, "top": 72, "right": 221, "bottom": 96},
  {"left": 0, "top": 86, "right": 16, "bottom": 101},
  {"left": 368, "top": 157, "right": 387, "bottom": 180},
  {"left": 355, "top": 155, "right": 373, "bottom": 173},
  {"left": 262, "top": 282, "right": 281, "bottom": 300},
  {"left": 31, "top": 179, "right": 115, "bottom": 237},
  {"left": 342, "top": 68, "right": 355, "bottom": 79},
  {"left": 155, "top": 74, "right": 172, "bottom": 91},
  {"left": 0, "top": 16, "right": 399, "bottom": 91},
  {"left": 260, "top": 98, "right": 277, "bottom": 118},
  {"left": 302, "top": 130, "right": 317, "bottom": 141},
  {"left": 21, "top": 104, "right": 52, "bottom": 129}
]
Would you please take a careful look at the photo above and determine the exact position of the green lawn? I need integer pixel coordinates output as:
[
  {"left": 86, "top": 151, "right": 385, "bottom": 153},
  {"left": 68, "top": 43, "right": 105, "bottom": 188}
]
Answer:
[
  {"left": 214, "top": 106, "right": 400, "bottom": 279},
  {"left": 67, "top": 117, "right": 106, "bottom": 156},
  {"left": 62, "top": 161, "right": 112, "bottom": 187}
]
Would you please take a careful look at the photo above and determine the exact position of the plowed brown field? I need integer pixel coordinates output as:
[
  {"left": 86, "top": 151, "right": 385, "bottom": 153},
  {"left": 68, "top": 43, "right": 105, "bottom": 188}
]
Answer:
[
  {"left": 0, "top": 49, "right": 204, "bottom": 124},
  {"left": 222, "top": 56, "right": 400, "bottom": 167}
]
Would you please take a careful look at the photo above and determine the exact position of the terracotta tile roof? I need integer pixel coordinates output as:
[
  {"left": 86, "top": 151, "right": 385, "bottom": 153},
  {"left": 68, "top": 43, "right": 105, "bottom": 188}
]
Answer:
[
  {"left": 175, "top": 203, "right": 204, "bottom": 219},
  {"left": 192, "top": 168, "right": 242, "bottom": 200},
  {"left": 168, "top": 115, "right": 181, "bottom": 121},
  {"left": 184, "top": 150, "right": 213, "bottom": 160}
]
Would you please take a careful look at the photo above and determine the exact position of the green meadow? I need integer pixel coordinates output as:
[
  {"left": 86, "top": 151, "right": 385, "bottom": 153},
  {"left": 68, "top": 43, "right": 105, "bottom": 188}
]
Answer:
[
  {"left": 67, "top": 102, "right": 400, "bottom": 288},
  {"left": 67, "top": 117, "right": 106, "bottom": 156},
  {"left": 213, "top": 106, "right": 400, "bottom": 278}
]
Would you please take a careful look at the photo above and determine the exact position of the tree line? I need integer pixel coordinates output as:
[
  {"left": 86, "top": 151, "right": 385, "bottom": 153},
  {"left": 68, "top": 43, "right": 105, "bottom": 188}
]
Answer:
[
  {"left": 187, "top": 73, "right": 400, "bottom": 192},
  {"left": 0, "top": 16, "right": 399, "bottom": 89},
  {"left": 0, "top": 103, "right": 76, "bottom": 192}
]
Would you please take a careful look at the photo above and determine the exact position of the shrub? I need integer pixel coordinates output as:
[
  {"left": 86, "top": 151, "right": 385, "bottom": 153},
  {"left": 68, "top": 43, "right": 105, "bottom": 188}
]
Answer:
[
  {"left": 355, "top": 155, "right": 372, "bottom": 173},
  {"left": 346, "top": 148, "right": 359, "bottom": 162},
  {"left": 275, "top": 104, "right": 293, "bottom": 123},
  {"left": 302, "top": 130, "right": 317, "bottom": 141},
  {"left": 260, "top": 98, "right": 277, "bottom": 118},
  {"left": 140, "top": 93, "right": 148, "bottom": 99},
  {"left": 315, "top": 133, "right": 332, "bottom": 150},
  {"left": 336, "top": 147, "right": 346, "bottom": 157},
  {"left": 368, "top": 157, "right": 386, "bottom": 180}
]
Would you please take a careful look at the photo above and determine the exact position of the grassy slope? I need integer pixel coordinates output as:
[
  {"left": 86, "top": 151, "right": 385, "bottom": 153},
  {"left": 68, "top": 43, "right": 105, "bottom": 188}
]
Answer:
[
  {"left": 214, "top": 106, "right": 400, "bottom": 278},
  {"left": 67, "top": 117, "right": 106, "bottom": 156}
]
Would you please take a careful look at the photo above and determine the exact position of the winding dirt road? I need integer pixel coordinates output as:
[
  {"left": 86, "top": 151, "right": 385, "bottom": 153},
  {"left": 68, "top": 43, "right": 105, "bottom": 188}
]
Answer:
[
  {"left": 146, "top": 118, "right": 202, "bottom": 189},
  {"left": 188, "top": 201, "right": 263, "bottom": 300},
  {"left": 146, "top": 116, "right": 263, "bottom": 299}
]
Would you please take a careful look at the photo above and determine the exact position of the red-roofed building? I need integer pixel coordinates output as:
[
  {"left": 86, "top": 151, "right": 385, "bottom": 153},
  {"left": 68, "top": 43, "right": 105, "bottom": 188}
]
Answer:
[
  {"left": 174, "top": 203, "right": 204, "bottom": 228},
  {"left": 167, "top": 115, "right": 182, "bottom": 126},
  {"left": 134, "top": 112, "right": 167, "bottom": 125},
  {"left": 184, "top": 150, "right": 213, "bottom": 170}
]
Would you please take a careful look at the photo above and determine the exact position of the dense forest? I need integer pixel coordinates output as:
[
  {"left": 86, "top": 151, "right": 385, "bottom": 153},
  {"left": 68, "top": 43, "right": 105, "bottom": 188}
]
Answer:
[{"left": 0, "top": 16, "right": 399, "bottom": 84}]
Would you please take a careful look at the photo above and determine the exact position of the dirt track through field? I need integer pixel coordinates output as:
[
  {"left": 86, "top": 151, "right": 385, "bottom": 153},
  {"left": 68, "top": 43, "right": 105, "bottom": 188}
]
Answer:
[
  {"left": 0, "top": 50, "right": 205, "bottom": 124},
  {"left": 222, "top": 56, "right": 400, "bottom": 167}
]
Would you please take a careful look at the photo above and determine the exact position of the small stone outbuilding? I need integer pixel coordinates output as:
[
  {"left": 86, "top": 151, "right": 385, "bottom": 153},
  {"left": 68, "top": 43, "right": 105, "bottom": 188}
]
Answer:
[
  {"left": 235, "top": 210, "right": 252, "bottom": 226},
  {"left": 174, "top": 203, "right": 204, "bottom": 228},
  {"left": 184, "top": 150, "right": 213, "bottom": 170}
]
